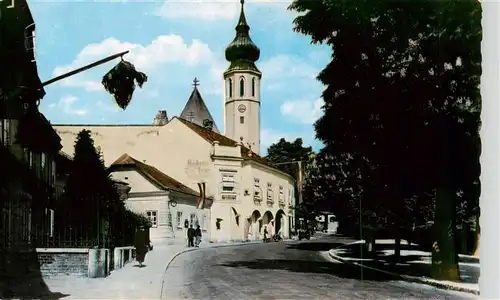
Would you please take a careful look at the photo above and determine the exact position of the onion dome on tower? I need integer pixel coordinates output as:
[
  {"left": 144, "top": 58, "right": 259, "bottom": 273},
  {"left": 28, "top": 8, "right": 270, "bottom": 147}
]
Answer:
[{"left": 224, "top": 0, "right": 261, "bottom": 75}]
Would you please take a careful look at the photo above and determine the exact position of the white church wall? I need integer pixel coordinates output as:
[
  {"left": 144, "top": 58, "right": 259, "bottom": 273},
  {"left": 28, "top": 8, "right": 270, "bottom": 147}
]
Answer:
[{"left": 54, "top": 119, "right": 218, "bottom": 199}]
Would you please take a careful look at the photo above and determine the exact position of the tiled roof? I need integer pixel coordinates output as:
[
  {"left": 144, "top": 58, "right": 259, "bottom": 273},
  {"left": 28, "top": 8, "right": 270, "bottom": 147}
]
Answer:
[
  {"left": 110, "top": 153, "right": 200, "bottom": 197},
  {"left": 174, "top": 117, "right": 279, "bottom": 173}
]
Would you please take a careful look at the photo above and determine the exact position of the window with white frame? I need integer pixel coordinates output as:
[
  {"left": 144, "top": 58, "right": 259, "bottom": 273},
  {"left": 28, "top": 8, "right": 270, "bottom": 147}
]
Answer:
[
  {"left": 279, "top": 185, "right": 285, "bottom": 201},
  {"left": 24, "top": 25, "right": 36, "bottom": 62},
  {"left": 176, "top": 211, "right": 183, "bottom": 228},
  {"left": 52, "top": 160, "right": 56, "bottom": 183},
  {"left": 254, "top": 178, "right": 260, "bottom": 187},
  {"left": 267, "top": 183, "right": 273, "bottom": 201},
  {"left": 221, "top": 173, "right": 235, "bottom": 193},
  {"left": 146, "top": 210, "right": 158, "bottom": 228},
  {"left": 1, "top": 119, "right": 10, "bottom": 146},
  {"left": 253, "top": 178, "right": 261, "bottom": 199},
  {"left": 190, "top": 213, "right": 197, "bottom": 226},
  {"left": 41, "top": 153, "right": 46, "bottom": 169}
]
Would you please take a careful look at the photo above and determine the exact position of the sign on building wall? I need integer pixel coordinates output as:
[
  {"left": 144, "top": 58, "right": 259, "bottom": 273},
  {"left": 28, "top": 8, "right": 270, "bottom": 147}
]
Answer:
[{"left": 185, "top": 159, "right": 211, "bottom": 182}]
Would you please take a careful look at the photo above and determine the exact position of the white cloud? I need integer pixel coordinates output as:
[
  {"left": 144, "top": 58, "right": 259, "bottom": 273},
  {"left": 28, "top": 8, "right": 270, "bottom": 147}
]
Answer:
[
  {"left": 155, "top": 0, "right": 291, "bottom": 21},
  {"left": 52, "top": 35, "right": 214, "bottom": 92},
  {"left": 280, "top": 98, "right": 324, "bottom": 124},
  {"left": 260, "top": 55, "right": 319, "bottom": 90},
  {"left": 53, "top": 95, "right": 89, "bottom": 116}
]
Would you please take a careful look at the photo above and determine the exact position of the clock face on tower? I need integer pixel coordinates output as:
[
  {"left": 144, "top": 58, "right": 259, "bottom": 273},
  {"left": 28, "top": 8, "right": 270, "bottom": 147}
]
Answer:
[{"left": 238, "top": 104, "right": 247, "bottom": 113}]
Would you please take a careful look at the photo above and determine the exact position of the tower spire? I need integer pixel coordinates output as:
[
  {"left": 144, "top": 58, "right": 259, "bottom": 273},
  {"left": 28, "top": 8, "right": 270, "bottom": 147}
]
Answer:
[{"left": 224, "top": 0, "right": 260, "bottom": 70}]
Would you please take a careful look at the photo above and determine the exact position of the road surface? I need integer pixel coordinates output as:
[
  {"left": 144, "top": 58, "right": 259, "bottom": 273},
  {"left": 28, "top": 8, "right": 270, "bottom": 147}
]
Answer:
[{"left": 160, "top": 235, "right": 476, "bottom": 299}]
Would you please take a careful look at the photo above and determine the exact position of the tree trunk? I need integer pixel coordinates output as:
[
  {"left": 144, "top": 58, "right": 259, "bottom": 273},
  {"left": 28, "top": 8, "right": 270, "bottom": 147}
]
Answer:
[{"left": 431, "top": 188, "right": 460, "bottom": 280}]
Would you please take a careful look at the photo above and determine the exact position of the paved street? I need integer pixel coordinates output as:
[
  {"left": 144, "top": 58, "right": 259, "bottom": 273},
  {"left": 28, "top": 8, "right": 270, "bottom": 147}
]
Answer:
[{"left": 161, "top": 235, "right": 476, "bottom": 300}]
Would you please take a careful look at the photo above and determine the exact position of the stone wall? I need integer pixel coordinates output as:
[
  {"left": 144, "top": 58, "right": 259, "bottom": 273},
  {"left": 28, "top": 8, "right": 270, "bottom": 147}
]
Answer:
[{"left": 37, "top": 248, "right": 89, "bottom": 277}]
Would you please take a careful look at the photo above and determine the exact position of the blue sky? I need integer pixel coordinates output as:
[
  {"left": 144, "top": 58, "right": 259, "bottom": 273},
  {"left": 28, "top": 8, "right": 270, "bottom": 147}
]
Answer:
[{"left": 30, "top": 0, "right": 329, "bottom": 154}]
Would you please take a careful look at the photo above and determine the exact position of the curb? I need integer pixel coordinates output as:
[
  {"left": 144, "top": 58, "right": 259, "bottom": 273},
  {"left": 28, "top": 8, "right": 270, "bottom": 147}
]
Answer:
[{"left": 328, "top": 249, "right": 480, "bottom": 296}]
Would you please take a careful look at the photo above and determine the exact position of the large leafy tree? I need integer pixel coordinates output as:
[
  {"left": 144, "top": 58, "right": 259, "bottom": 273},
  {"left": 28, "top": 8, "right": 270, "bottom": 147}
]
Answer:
[{"left": 289, "top": 0, "right": 481, "bottom": 280}]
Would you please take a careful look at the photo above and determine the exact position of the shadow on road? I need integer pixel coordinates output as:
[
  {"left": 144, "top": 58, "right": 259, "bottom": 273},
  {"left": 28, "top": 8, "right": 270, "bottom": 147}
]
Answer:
[
  {"left": 286, "top": 242, "right": 345, "bottom": 252},
  {"left": 218, "top": 259, "right": 400, "bottom": 281}
]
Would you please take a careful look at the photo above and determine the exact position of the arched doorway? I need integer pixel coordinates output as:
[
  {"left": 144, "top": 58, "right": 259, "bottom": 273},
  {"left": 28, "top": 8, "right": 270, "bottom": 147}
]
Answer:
[
  {"left": 249, "top": 210, "right": 261, "bottom": 240},
  {"left": 275, "top": 209, "right": 286, "bottom": 237},
  {"left": 262, "top": 211, "right": 274, "bottom": 236}
]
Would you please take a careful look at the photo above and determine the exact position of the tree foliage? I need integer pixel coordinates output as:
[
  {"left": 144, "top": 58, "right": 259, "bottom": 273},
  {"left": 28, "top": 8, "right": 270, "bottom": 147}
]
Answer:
[
  {"left": 289, "top": 0, "right": 481, "bottom": 280},
  {"left": 265, "top": 138, "right": 314, "bottom": 181}
]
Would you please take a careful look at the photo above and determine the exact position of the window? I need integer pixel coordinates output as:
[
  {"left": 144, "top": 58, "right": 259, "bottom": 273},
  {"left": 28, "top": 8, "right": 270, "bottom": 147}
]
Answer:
[
  {"left": 222, "top": 174, "right": 235, "bottom": 193},
  {"left": 24, "top": 148, "right": 33, "bottom": 168},
  {"left": 240, "top": 116, "right": 244, "bottom": 124},
  {"left": 41, "top": 153, "right": 46, "bottom": 169},
  {"left": 24, "top": 25, "right": 36, "bottom": 62},
  {"left": 190, "top": 213, "right": 197, "bottom": 226},
  {"left": 254, "top": 178, "right": 260, "bottom": 187},
  {"left": 1, "top": 119, "right": 10, "bottom": 146},
  {"left": 279, "top": 185, "right": 285, "bottom": 201},
  {"left": 146, "top": 210, "right": 158, "bottom": 228},
  {"left": 52, "top": 160, "right": 56, "bottom": 183},
  {"left": 239, "top": 77, "right": 245, "bottom": 97},
  {"left": 251, "top": 77, "right": 256, "bottom": 96},
  {"left": 176, "top": 211, "right": 183, "bottom": 228},
  {"left": 228, "top": 79, "right": 233, "bottom": 98},
  {"left": 267, "top": 183, "right": 273, "bottom": 201}
]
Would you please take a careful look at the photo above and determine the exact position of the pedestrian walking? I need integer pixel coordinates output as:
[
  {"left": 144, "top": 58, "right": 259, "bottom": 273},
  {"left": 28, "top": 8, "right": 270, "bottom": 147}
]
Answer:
[
  {"left": 187, "top": 224, "right": 195, "bottom": 247},
  {"left": 194, "top": 225, "right": 202, "bottom": 247},
  {"left": 134, "top": 226, "right": 149, "bottom": 267}
]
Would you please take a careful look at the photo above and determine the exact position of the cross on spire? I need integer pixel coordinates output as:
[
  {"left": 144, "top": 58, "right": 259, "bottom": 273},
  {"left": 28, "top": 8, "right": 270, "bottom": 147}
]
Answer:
[{"left": 193, "top": 77, "right": 200, "bottom": 88}]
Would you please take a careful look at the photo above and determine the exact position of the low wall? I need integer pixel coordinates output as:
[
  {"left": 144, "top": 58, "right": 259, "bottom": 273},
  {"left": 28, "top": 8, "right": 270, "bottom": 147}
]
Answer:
[
  {"left": 37, "top": 248, "right": 89, "bottom": 277},
  {"left": 36, "top": 248, "right": 114, "bottom": 278}
]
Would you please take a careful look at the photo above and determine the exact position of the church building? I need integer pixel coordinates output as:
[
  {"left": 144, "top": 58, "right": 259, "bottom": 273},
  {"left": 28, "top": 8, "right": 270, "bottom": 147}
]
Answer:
[{"left": 52, "top": 0, "right": 296, "bottom": 243}]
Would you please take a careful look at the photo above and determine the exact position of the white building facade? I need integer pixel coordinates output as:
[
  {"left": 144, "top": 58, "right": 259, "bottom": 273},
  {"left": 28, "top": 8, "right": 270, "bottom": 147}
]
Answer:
[{"left": 52, "top": 1, "right": 296, "bottom": 242}]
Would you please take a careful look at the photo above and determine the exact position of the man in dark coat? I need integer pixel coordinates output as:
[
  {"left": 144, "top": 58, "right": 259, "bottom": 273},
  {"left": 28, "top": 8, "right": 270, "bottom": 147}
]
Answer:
[
  {"left": 194, "top": 225, "right": 202, "bottom": 247},
  {"left": 134, "top": 226, "right": 149, "bottom": 267},
  {"left": 187, "top": 224, "right": 195, "bottom": 247}
]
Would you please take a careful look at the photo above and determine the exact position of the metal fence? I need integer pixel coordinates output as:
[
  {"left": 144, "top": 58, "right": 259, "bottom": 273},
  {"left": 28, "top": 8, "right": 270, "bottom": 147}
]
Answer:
[{"left": 32, "top": 197, "right": 144, "bottom": 249}]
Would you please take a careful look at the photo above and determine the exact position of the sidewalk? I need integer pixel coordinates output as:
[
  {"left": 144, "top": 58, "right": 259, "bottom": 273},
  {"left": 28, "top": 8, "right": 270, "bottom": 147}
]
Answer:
[
  {"left": 44, "top": 239, "right": 264, "bottom": 299},
  {"left": 328, "top": 240, "right": 480, "bottom": 295}
]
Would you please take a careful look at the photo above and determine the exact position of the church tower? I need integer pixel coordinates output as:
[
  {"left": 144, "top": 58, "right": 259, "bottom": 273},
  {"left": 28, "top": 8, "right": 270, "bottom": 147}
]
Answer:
[{"left": 223, "top": 0, "right": 261, "bottom": 155}]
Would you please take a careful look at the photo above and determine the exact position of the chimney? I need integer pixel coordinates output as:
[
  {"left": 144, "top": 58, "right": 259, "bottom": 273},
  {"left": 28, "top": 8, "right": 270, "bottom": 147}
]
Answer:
[{"left": 152, "top": 110, "right": 168, "bottom": 126}]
